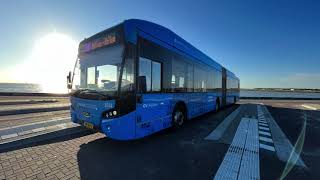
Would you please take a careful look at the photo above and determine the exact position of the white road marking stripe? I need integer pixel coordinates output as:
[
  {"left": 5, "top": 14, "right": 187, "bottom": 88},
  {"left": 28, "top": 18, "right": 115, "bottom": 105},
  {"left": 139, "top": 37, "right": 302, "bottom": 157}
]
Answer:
[
  {"left": 260, "top": 143, "right": 275, "bottom": 152},
  {"left": 0, "top": 122, "right": 77, "bottom": 141},
  {"left": 258, "top": 105, "right": 306, "bottom": 167},
  {"left": 259, "top": 126, "right": 270, "bottom": 131},
  {"left": 32, "top": 127, "right": 46, "bottom": 133},
  {"left": 214, "top": 118, "right": 259, "bottom": 180},
  {"left": 17, "top": 130, "right": 33, "bottom": 136},
  {"left": 0, "top": 117, "right": 70, "bottom": 131},
  {"left": 259, "top": 136, "right": 273, "bottom": 143},
  {"left": 301, "top": 104, "right": 317, "bottom": 110},
  {"left": 205, "top": 106, "right": 241, "bottom": 140},
  {"left": 259, "top": 131, "right": 271, "bottom": 136},
  {"left": 1, "top": 133, "right": 18, "bottom": 140},
  {"left": 258, "top": 123, "right": 268, "bottom": 127},
  {"left": 259, "top": 120, "right": 267, "bottom": 124}
]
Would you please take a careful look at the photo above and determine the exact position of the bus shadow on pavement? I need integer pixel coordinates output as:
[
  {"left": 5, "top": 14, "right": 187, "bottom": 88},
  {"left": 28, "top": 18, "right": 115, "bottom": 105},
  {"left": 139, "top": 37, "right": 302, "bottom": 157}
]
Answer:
[
  {"left": 0, "top": 126, "right": 93, "bottom": 153},
  {"left": 76, "top": 105, "right": 239, "bottom": 180}
]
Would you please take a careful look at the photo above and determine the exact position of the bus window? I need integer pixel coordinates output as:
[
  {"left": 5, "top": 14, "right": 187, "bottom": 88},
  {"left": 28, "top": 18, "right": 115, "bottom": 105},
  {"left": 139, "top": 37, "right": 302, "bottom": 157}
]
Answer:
[
  {"left": 139, "top": 57, "right": 152, "bottom": 92},
  {"left": 194, "top": 66, "right": 206, "bottom": 92},
  {"left": 187, "top": 64, "right": 193, "bottom": 92},
  {"left": 139, "top": 57, "right": 162, "bottom": 92},
  {"left": 87, "top": 67, "right": 96, "bottom": 88},
  {"left": 97, "top": 65, "right": 117, "bottom": 89},
  {"left": 172, "top": 59, "right": 187, "bottom": 92},
  {"left": 152, "top": 61, "right": 161, "bottom": 92}
]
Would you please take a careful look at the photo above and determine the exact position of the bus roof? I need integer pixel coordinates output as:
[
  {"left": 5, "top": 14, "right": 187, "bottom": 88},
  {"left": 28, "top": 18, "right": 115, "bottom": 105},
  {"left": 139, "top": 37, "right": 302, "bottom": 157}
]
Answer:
[
  {"left": 80, "top": 19, "right": 239, "bottom": 79},
  {"left": 124, "top": 19, "right": 238, "bottom": 79}
]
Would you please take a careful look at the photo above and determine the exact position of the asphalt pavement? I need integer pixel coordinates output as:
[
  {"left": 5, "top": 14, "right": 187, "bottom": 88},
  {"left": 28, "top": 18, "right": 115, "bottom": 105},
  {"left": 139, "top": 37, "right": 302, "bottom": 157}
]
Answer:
[{"left": 0, "top": 99, "right": 319, "bottom": 180}]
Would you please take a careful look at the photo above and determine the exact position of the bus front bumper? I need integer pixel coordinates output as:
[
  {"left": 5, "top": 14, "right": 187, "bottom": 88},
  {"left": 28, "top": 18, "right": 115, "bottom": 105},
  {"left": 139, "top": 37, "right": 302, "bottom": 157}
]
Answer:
[{"left": 100, "top": 111, "right": 137, "bottom": 140}]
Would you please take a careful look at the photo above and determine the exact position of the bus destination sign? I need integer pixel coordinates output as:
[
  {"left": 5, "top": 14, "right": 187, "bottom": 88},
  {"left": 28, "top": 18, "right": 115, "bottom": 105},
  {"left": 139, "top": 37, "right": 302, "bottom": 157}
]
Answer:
[{"left": 79, "top": 33, "right": 117, "bottom": 54}]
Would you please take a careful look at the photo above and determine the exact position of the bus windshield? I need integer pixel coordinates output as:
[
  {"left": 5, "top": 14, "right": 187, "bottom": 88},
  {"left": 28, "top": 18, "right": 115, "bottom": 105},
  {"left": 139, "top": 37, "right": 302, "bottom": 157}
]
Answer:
[{"left": 72, "top": 45, "right": 124, "bottom": 96}]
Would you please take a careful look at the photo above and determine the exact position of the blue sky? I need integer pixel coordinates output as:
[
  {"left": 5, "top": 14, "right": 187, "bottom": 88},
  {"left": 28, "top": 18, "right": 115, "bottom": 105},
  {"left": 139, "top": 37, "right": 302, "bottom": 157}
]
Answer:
[{"left": 0, "top": 0, "right": 319, "bottom": 88}]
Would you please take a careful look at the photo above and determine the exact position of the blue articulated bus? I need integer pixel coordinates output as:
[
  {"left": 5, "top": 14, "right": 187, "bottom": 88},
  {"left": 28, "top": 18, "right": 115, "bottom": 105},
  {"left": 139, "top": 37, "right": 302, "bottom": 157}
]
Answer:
[{"left": 67, "top": 19, "right": 240, "bottom": 140}]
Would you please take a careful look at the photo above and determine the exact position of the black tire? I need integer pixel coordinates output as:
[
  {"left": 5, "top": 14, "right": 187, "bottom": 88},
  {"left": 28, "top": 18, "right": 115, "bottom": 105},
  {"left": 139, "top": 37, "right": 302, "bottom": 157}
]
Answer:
[
  {"left": 172, "top": 105, "right": 186, "bottom": 129},
  {"left": 234, "top": 96, "right": 237, "bottom": 104}
]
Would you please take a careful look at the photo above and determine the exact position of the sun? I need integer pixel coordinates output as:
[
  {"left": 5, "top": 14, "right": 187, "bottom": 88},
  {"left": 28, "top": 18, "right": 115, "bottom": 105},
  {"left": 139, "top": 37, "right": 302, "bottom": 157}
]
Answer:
[{"left": 25, "top": 33, "right": 78, "bottom": 93}]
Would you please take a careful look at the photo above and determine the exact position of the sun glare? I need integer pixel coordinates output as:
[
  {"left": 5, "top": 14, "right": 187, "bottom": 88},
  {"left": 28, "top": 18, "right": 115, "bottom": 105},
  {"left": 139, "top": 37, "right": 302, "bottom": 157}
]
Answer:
[{"left": 25, "top": 33, "right": 78, "bottom": 93}]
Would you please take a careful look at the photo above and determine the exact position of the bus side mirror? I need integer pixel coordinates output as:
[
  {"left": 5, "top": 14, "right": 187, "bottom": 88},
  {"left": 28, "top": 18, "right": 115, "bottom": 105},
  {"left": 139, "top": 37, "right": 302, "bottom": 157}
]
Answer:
[
  {"left": 137, "top": 76, "right": 147, "bottom": 93},
  {"left": 67, "top": 71, "right": 72, "bottom": 89}
]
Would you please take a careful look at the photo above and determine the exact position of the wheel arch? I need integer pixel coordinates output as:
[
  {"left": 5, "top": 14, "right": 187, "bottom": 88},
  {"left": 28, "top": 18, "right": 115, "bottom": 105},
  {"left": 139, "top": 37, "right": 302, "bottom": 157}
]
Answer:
[{"left": 173, "top": 101, "right": 188, "bottom": 120}]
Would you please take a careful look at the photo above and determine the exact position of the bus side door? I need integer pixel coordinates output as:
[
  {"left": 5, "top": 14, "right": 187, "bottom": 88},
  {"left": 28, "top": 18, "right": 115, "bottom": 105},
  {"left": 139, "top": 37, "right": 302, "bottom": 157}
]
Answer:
[{"left": 135, "top": 57, "right": 169, "bottom": 138}]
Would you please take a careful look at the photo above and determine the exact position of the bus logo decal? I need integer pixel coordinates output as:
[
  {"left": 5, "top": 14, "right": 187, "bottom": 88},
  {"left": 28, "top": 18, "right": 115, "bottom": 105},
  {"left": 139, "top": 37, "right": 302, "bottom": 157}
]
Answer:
[{"left": 82, "top": 112, "right": 90, "bottom": 118}]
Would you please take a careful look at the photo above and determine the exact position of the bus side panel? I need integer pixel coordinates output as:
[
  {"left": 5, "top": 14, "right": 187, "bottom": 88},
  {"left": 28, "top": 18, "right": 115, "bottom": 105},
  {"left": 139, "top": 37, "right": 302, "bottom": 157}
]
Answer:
[
  {"left": 135, "top": 93, "right": 173, "bottom": 139},
  {"left": 206, "top": 92, "right": 217, "bottom": 112},
  {"left": 187, "top": 93, "right": 198, "bottom": 119},
  {"left": 184, "top": 92, "right": 213, "bottom": 119}
]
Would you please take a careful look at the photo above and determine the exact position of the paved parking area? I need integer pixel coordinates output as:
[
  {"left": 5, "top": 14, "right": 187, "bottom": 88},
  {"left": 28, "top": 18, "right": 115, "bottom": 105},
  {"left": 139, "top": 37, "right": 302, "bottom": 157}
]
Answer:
[
  {"left": 0, "top": 100, "right": 319, "bottom": 180},
  {"left": 0, "top": 133, "right": 102, "bottom": 180}
]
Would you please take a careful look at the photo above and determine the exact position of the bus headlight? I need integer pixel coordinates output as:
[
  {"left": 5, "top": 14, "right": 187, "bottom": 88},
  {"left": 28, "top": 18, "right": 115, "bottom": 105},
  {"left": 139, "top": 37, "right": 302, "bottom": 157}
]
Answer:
[{"left": 103, "top": 109, "right": 118, "bottom": 119}]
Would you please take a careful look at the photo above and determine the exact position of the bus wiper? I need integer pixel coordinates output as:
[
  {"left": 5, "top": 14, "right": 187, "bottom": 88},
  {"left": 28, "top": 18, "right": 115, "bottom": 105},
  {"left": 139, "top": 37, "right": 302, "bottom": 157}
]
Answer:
[{"left": 84, "top": 89, "right": 111, "bottom": 99}]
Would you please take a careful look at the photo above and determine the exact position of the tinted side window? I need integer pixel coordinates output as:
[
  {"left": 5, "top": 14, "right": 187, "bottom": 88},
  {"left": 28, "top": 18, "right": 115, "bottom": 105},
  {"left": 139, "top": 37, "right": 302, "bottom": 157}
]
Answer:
[
  {"left": 139, "top": 57, "right": 152, "bottom": 92},
  {"left": 152, "top": 61, "right": 161, "bottom": 92},
  {"left": 194, "top": 66, "right": 206, "bottom": 92},
  {"left": 214, "top": 69, "right": 222, "bottom": 90},
  {"left": 171, "top": 59, "right": 187, "bottom": 92},
  {"left": 139, "top": 57, "right": 162, "bottom": 92},
  {"left": 207, "top": 69, "right": 214, "bottom": 92},
  {"left": 187, "top": 64, "right": 194, "bottom": 92}
]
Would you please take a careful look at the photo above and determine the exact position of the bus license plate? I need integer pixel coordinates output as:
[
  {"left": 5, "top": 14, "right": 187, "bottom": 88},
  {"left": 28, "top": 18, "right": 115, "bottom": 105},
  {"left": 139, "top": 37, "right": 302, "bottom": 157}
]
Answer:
[{"left": 83, "top": 122, "right": 94, "bottom": 129}]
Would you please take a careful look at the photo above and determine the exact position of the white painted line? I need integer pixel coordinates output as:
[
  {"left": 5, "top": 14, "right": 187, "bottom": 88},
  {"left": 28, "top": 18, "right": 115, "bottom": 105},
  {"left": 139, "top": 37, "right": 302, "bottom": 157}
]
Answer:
[
  {"left": 259, "top": 131, "right": 271, "bottom": 136},
  {"left": 260, "top": 143, "right": 275, "bottom": 152},
  {"left": 259, "top": 120, "right": 267, "bottom": 124},
  {"left": 1, "top": 133, "right": 18, "bottom": 140},
  {"left": 301, "top": 104, "right": 317, "bottom": 110},
  {"left": 259, "top": 105, "right": 306, "bottom": 167},
  {"left": 56, "top": 123, "right": 68, "bottom": 128},
  {"left": 0, "top": 117, "right": 70, "bottom": 131},
  {"left": 205, "top": 106, "right": 241, "bottom": 140},
  {"left": 18, "top": 130, "right": 33, "bottom": 136},
  {"left": 214, "top": 118, "right": 260, "bottom": 180},
  {"left": 258, "top": 122, "right": 268, "bottom": 127},
  {"left": 259, "top": 136, "right": 273, "bottom": 143},
  {"left": 259, "top": 126, "right": 270, "bottom": 131},
  {"left": 32, "top": 127, "right": 46, "bottom": 133}
]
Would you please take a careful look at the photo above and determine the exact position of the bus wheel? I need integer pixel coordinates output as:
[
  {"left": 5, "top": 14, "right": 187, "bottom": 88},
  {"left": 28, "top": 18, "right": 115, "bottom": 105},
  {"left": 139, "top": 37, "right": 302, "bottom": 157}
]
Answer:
[{"left": 172, "top": 106, "right": 185, "bottom": 128}]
